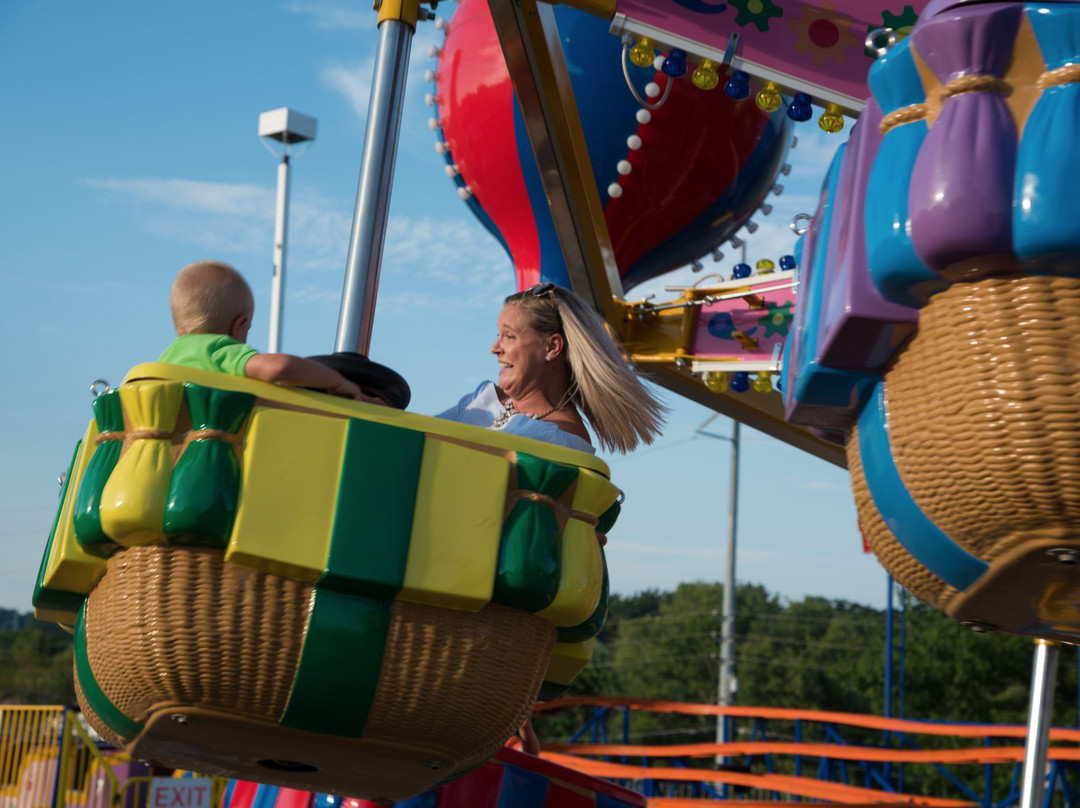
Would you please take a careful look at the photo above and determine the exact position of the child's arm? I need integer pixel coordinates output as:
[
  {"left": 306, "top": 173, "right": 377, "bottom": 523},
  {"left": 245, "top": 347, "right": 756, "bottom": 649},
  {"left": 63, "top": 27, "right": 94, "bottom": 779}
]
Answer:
[{"left": 245, "top": 353, "right": 362, "bottom": 399}]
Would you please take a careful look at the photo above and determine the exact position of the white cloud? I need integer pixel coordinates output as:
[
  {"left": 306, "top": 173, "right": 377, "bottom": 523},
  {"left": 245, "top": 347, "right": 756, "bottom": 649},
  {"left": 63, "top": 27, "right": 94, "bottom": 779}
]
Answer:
[
  {"left": 321, "top": 60, "right": 375, "bottom": 118},
  {"left": 80, "top": 176, "right": 509, "bottom": 298},
  {"left": 280, "top": 1, "right": 371, "bottom": 29},
  {"left": 85, "top": 177, "right": 274, "bottom": 218}
]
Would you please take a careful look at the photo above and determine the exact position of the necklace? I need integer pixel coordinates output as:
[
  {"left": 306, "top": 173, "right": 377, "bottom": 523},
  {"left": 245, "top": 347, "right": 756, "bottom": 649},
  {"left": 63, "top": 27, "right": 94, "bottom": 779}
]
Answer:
[{"left": 491, "top": 395, "right": 567, "bottom": 430}]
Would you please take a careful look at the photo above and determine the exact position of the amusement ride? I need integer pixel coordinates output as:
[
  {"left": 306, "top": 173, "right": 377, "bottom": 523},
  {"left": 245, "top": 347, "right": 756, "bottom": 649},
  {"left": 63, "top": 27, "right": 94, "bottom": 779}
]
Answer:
[{"left": 8, "top": 0, "right": 1080, "bottom": 806}]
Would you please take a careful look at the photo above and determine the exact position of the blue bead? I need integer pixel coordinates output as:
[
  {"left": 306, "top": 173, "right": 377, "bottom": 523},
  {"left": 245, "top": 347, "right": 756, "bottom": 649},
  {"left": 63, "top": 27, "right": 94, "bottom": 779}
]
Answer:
[
  {"left": 732, "top": 263, "right": 752, "bottom": 279},
  {"left": 787, "top": 92, "right": 813, "bottom": 122},
  {"left": 724, "top": 70, "right": 750, "bottom": 100},
  {"left": 662, "top": 48, "right": 688, "bottom": 78},
  {"left": 780, "top": 254, "right": 797, "bottom": 270},
  {"left": 731, "top": 372, "right": 750, "bottom": 393}
]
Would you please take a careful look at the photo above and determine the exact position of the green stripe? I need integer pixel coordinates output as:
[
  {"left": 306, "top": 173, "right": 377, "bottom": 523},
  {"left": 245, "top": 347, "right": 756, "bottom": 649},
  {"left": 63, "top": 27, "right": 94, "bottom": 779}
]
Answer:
[
  {"left": 281, "top": 588, "right": 391, "bottom": 736},
  {"left": 34, "top": 441, "right": 87, "bottom": 612},
  {"left": 74, "top": 602, "right": 144, "bottom": 740},
  {"left": 321, "top": 419, "right": 423, "bottom": 598}
]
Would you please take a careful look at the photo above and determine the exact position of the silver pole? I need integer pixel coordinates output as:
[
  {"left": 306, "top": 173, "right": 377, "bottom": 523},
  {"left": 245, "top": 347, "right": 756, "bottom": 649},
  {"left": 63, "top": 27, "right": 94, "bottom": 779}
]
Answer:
[
  {"left": 717, "top": 420, "right": 739, "bottom": 748},
  {"left": 269, "top": 154, "right": 291, "bottom": 353},
  {"left": 335, "top": 19, "right": 413, "bottom": 355},
  {"left": 1020, "top": 639, "right": 1060, "bottom": 808}
]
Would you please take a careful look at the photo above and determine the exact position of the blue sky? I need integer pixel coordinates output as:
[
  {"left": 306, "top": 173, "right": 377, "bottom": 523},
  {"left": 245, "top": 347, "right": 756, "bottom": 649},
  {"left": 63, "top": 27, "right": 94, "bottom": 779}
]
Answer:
[{"left": 0, "top": 1, "right": 888, "bottom": 614}]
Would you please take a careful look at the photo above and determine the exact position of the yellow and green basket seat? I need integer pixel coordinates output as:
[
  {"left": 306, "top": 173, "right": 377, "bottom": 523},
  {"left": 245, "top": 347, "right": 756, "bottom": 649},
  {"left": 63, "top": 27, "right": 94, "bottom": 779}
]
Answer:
[{"left": 35, "top": 363, "right": 619, "bottom": 801}]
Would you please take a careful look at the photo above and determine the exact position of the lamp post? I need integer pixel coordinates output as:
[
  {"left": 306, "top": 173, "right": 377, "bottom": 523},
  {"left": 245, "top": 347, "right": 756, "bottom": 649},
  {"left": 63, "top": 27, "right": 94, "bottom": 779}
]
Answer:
[
  {"left": 696, "top": 413, "right": 741, "bottom": 756},
  {"left": 258, "top": 107, "right": 317, "bottom": 352}
]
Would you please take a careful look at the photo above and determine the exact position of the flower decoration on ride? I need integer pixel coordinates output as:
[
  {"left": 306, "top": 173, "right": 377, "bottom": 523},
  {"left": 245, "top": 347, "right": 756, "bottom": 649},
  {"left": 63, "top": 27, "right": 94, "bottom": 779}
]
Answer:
[{"left": 758, "top": 300, "right": 793, "bottom": 339}]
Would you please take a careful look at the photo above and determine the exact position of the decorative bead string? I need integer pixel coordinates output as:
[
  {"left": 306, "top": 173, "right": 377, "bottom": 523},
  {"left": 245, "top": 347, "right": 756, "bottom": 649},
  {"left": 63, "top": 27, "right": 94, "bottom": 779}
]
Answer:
[{"left": 1037, "top": 63, "right": 1080, "bottom": 91}]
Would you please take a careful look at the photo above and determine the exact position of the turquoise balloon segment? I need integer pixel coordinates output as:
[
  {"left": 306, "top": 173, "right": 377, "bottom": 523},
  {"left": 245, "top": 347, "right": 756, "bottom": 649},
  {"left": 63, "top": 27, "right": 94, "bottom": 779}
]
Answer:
[{"left": 857, "top": 382, "right": 988, "bottom": 592}]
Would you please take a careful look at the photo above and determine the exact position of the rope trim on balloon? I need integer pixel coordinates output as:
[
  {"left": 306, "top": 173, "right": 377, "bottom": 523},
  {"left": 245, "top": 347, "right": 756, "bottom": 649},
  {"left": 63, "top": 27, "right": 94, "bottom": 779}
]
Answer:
[
  {"left": 939, "top": 74, "right": 1010, "bottom": 101},
  {"left": 95, "top": 428, "right": 243, "bottom": 444},
  {"left": 510, "top": 489, "right": 601, "bottom": 527},
  {"left": 1037, "top": 63, "right": 1080, "bottom": 92},
  {"left": 187, "top": 429, "right": 243, "bottom": 444},
  {"left": 127, "top": 429, "right": 173, "bottom": 441},
  {"left": 879, "top": 102, "right": 928, "bottom": 135},
  {"left": 621, "top": 44, "right": 674, "bottom": 111}
]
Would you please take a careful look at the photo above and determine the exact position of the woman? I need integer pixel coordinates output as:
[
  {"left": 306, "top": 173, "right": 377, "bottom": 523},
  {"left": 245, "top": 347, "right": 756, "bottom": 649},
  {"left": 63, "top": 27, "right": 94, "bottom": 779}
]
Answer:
[{"left": 439, "top": 283, "right": 666, "bottom": 454}]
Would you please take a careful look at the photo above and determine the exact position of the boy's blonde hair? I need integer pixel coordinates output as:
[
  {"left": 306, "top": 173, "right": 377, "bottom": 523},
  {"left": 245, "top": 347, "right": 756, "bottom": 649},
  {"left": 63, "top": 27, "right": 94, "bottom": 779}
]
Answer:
[{"left": 170, "top": 260, "right": 254, "bottom": 335}]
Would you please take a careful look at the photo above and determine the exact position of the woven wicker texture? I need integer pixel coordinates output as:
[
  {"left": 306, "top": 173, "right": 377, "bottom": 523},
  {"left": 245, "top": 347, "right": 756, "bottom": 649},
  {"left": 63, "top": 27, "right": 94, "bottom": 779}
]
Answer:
[
  {"left": 362, "top": 599, "right": 555, "bottom": 780},
  {"left": 73, "top": 674, "right": 125, "bottom": 750},
  {"left": 886, "top": 275, "right": 1080, "bottom": 563},
  {"left": 846, "top": 427, "right": 958, "bottom": 610},
  {"left": 83, "top": 545, "right": 312, "bottom": 736}
]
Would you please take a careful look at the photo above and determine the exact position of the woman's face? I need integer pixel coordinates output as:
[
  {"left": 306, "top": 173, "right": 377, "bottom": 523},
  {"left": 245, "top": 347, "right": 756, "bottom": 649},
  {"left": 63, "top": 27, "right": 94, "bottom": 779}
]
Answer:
[{"left": 491, "top": 304, "right": 550, "bottom": 397}]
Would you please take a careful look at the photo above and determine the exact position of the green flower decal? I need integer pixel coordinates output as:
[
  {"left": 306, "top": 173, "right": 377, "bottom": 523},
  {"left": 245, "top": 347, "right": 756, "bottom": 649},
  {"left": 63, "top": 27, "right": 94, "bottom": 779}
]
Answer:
[
  {"left": 759, "top": 301, "right": 793, "bottom": 338},
  {"left": 729, "top": 0, "right": 783, "bottom": 32},
  {"left": 866, "top": 6, "right": 920, "bottom": 56}
]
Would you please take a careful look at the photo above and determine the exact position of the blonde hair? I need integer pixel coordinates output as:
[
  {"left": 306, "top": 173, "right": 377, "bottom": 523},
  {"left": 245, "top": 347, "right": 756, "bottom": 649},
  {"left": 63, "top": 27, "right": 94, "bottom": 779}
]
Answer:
[
  {"left": 506, "top": 285, "right": 666, "bottom": 453},
  {"left": 170, "top": 260, "right": 254, "bottom": 335}
]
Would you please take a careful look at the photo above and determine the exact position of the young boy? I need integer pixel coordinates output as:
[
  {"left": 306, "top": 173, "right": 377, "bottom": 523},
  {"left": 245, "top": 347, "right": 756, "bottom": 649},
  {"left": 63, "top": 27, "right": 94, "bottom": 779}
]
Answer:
[{"left": 159, "top": 260, "right": 364, "bottom": 400}]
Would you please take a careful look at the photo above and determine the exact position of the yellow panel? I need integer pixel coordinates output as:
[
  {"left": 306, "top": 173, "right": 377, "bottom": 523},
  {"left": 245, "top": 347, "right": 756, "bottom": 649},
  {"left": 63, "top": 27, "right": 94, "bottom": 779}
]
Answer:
[
  {"left": 226, "top": 407, "right": 345, "bottom": 582},
  {"left": 99, "top": 381, "right": 184, "bottom": 546},
  {"left": 544, "top": 638, "right": 595, "bottom": 686},
  {"left": 572, "top": 468, "right": 620, "bottom": 516},
  {"left": 536, "top": 521, "right": 602, "bottom": 626},
  {"left": 399, "top": 438, "right": 509, "bottom": 611},
  {"left": 124, "top": 364, "right": 613, "bottom": 476},
  {"left": 41, "top": 422, "right": 108, "bottom": 601}
]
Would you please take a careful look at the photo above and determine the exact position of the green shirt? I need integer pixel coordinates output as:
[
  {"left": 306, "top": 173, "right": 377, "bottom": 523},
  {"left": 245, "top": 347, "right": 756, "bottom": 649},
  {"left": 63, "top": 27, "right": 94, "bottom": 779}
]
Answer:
[{"left": 158, "top": 334, "right": 259, "bottom": 376}]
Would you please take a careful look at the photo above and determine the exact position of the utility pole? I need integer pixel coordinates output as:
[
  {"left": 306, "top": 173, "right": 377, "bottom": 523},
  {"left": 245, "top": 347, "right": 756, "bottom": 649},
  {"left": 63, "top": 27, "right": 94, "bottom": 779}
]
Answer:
[{"left": 696, "top": 414, "right": 741, "bottom": 754}]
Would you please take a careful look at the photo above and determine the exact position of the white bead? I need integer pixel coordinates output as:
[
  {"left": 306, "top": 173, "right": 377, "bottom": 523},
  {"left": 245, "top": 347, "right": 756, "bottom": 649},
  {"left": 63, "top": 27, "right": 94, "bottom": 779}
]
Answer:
[
  {"left": 434, "top": 17, "right": 447, "bottom": 30},
  {"left": 428, "top": 118, "right": 440, "bottom": 130},
  {"left": 653, "top": 55, "right": 666, "bottom": 71},
  {"left": 424, "top": 93, "right": 436, "bottom": 106},
  {"left": 445, "top": 164, "right": 459, "bottom": 178},
  {"left": 608, "top": 183, "right": 623, "bottom": 198},
  {"left": 627, "top": 134, "right": 643, "bottom": 150},
  {"left": 617, "top": 160, "right": 632, "bottom": 175},
  {"left": 434, "top": 142, "right": 447, "bottom": 155},
  {"left": 457, "top": 186, "right": 472, "bottom": 200},
  {"left": 424, "top": 69, "right": 437, "bottom": 82},
  {"left": 645, "top": 82, "right": 661, "bottom": 98},
  {"left": 428, "top": 45, "right": 441, "bottom": 58},
  {"left": 636, "top": 109, "right": 652, "bottom": 124}
]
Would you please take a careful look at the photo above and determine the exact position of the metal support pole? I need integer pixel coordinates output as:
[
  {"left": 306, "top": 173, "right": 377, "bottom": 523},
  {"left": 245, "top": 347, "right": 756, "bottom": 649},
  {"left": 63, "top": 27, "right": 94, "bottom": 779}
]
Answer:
[
  {"left": 717, "top": 421, "right": 739, "bottom": 747},
  {"left": 268, "top": 154, "right": 291, "bottom": 353},
  {"left": 335, "top": 18, "right": 414, "bottom": 355},
  {"left": 1020, "top": 639, "right": 1061, "bottom": 808}
]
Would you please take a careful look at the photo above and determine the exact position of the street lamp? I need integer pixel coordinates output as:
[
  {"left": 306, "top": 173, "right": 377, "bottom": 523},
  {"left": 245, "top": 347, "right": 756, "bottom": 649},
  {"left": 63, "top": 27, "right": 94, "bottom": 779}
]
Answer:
[
  {"left": 258, "top": 107, "right": 317, "bottom": 352},
  {"left": 696, "top": 413, "right": 740, "bottom": 755}
]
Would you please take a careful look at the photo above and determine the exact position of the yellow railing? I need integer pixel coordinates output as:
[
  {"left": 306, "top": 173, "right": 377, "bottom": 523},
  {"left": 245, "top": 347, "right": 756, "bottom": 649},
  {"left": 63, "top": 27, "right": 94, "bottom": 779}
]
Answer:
[
  {"left": 1, "top": 706, "right": 65, "bottom": 808},
  {"left": 1, "top": 707, "right": 227, "bottom": 808}
]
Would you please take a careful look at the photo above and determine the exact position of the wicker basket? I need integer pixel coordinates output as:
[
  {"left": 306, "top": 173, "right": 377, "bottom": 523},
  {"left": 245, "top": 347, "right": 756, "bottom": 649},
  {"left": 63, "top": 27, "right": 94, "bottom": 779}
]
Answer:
[
  {"left": 76, "top": 545, "right": 555, "bottom": 800},
  {"left": 848, "top": 275, "right": 1080, "bottom": 639}
]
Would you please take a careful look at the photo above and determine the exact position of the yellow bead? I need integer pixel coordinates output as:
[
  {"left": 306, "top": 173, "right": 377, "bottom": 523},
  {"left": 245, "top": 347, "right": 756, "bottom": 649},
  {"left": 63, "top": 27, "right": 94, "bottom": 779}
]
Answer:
[
  {"left": 629, "top": 37, "right": 655, "bottom": 68},
  {"left": 756, "top": 259, "right": 775, "bottom": 273},
  {"left": 756, "top": 81, "right": 782, "bottom": 112},
  {"left": 691, "top": 59, "right": 719, "bottom": 90},
  {"left": 752, "top": 372, "right": 773, "bottom": 394},
  {"left": 818, "top": 103, "right": 845, "bottom": 133},
  {"left": 705, "top": 371, "right": 730, "bottom": 393}
]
